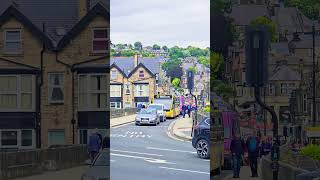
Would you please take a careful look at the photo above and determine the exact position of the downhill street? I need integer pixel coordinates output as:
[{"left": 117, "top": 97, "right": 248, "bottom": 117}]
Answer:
[{"left": 110, "top": 117, "right": 210, "bottom": 180}]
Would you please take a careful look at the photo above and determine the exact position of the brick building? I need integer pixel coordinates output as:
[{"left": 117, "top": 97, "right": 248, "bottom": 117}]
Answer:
[{"left": 0, "top": 0, "right": 109, "bottom": 149}]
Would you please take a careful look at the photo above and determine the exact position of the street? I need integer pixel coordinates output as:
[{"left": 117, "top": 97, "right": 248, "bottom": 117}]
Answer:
[{"left": 110, "top": 117, "right": 210, "bottom": 180}]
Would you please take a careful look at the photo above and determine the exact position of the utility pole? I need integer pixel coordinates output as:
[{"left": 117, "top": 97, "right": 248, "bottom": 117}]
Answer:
[
  {"left": 312, "top": 23, "right": 317, "bottom": 127},
  {"left": 264, "top": 86, "right": 267, "bottom": 136}
]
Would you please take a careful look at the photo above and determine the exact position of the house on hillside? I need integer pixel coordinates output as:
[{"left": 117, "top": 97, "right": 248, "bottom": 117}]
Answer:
[{"left": 0, "top": 0, "right": 109, "bottom": 149}]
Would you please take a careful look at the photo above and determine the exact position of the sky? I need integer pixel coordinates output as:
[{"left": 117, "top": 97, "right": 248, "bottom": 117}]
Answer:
[{"left": 110, "top": 0, "right": 210, "bottom": 48}]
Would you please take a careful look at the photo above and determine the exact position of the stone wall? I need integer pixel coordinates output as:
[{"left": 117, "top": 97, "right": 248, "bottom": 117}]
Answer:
[
  {"left": 110, "top": 108, "right": 136, "bottom": 119},
  {"left": 0, "top": 145, "right": 87, "bottom": 180}
]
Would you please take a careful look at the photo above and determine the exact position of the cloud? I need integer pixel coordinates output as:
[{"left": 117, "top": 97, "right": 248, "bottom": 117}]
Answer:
[{"left": 111, "top": 0, "right": 209, "bottom": 48}]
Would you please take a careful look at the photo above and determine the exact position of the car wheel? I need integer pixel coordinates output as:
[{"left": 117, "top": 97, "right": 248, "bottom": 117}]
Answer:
[
  {"left": 135, "top": 123, "right": 139, "bottom": 126},
  {"left": 196, "top": 138, "right": 210, "bottom": 159}
]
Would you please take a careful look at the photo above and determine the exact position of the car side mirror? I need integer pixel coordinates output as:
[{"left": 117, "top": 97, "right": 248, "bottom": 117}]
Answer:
[{"left": 85, "top": 159, "right": 92, "bottom": 166}]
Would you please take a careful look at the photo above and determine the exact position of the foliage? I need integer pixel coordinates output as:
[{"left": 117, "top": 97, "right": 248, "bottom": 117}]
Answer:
[
  {"left": 188, "top": 67, "right": 197, "bottom": 73},
  {"left": 162, "top": 46, "right": 168, "bottom": 51},
  {"left": 285, "top": 0, "right": 320, "bottom": 20},
  {"left": 211, "top": 0, "right": 232, "bottom": 14},
  {"left": 198, "top": 56, "right": 210, "bottom": 67},
  {"left": 161, "top": 58, "right": 183, "bottom": 79},
  {"left": 250, "top": 16, "right": 278, "bottom": 42},
  {"left": 120, "top": 50, "right": 135, "bottom": 57},
  {"left": 210, "top": 52, "right": 224, "bottom": 79},
  {"left": 203, "top": 106, "right": 210, "bottom": 113},
  {"left": 172, "top": 78, "right": 180, "bottom": 88},
  {"left": 134, "top": 42, "right": 142, "bottom": 51},
  {"left": 153, "top": 44, "right": 161, "bottom": 50},
  {"left": 211, "top": 79, "right": 233, "bottom": 100},
  {"left": 300, "top": 145, "right": 320, "bottom": 161}
]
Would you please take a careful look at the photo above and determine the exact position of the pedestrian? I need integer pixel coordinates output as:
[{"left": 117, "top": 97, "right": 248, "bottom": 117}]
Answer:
[
  {"left": 230, "top": 133, "right": 245, "bottom": 178},
  {"left": 182, "top": 104, "right": 186, "bottom": 118},
  {"left": 283, "top": 126, "right": 288, "bottom": 141},
  {"left": 87, "top": 129, "right": 102, "bottom": 163},
  {"left": 137, "top": 103, "right": 142, "bottom": 112},
  {"left": 187, "top": 104, "right": 191, "bottom": 118},
  {"left": 246, "top": 131, "right": 260, "bottom": 177},
  {"left": 142, "top": 104, "right": 146, "bottom": 109},
  {"left": 102, "top": 136, "right": 109, "bottom": 149},
  {"left": 257, "top": 129, "right": 261, "bottom": 140}
]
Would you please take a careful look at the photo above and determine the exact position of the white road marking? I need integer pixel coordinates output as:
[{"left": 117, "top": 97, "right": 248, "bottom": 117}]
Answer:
[
  {"left": 158, "top": 166, "right": 210, "bottom": 175},
  {"left": 110, "top": 160, "right": 115, "bottom": 162},
  {"left": 110, "top": 153, "right": 175, "bottom": 164},
  {"left": 110, "top": 149, "right": 163, "bottom": 157},
  {"left": 146, "top": 147, "right": 196, "bottom": 154}
]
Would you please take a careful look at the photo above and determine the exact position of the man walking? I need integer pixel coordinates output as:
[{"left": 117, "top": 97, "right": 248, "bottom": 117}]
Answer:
[
  {"left": 246, "top": 131, "right": 260, "bottom": 177},
  {"left": 88, "top": 129, "right": 102, "bottom": 163},
  {"left": 230, "top": 133, "right": 245, "bottom": 178},
  {"left": 187, "top": 104, "right": 191, "bottom": 118},
  {"left": 182, "top": 104, "right": 186, "bottom": 118}
]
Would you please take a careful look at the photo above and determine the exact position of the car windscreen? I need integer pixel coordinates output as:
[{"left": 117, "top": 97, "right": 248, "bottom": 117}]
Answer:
[
  {"left": 153, "top": 99, "right": 172, "bottom": 110},
  {"left": 148, "top": 105, "right": 162, "bottom": 111},
  {"left": 139, "top": 109, "right": 155, "bottom": 114},
  {"left": 93, "top": 152, "right": 108, "bottom": 166}
]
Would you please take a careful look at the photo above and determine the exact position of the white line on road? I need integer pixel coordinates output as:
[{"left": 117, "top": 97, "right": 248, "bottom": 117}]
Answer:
[
  {"left": 146, "top": 147, "right": 196, "bottom": 154},
  {"left": 110, "top": 149, "right": 163, "bottom": 157},
  {"left": 110, "top": 153, "right": 175, "bottom": 164},
  {"left": 158, "top": 166, "right": 210, "bottom": 175}
]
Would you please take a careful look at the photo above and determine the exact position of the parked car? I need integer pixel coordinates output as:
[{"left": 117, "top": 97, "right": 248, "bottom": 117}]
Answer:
[
  {"left": 81, "top": 149, "right": 109, "bottom": 180},
  {"left": 135, "top": 108, "right": 160, "bottom": 126},
  {"left": 148, "top": 104, "right": 166, "bottom": 122},
  {"left": 192, "top": 117, "right": 210, "bottom": 159}
]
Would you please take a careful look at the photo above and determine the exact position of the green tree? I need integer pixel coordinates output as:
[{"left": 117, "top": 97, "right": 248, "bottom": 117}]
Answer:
[
  {"left": 121, "top": 50, "right": 135, "bottom": 57},
  {"left": 285, "top": 0, "right": 320, "bottom": 20},
  {"left": 198, "top": 56, "right": 210, "bottom": 67},
  {"left": 162, "top": 58, "right": 183, "bottom": 79},
  {"left": 211, "top": 0, "right": 232, "bottom": 14},
  {"left": 162, "top": 46, "right": 168, "bottom": 51},
  {"left": 153, "top": 44, "right": 161, "bottom": 50},
  {"left": 172, "top": 78, "right": 180, "bottom": 88},
  {"left": 250, "top": 16, "right": 278, "bottom": 42},
  {"left": 211, "top": 52, "right": 224, "bottom": 79},
  {"left": 188, "top": 67, "right": 197, "bottom": 74},
  {"left": 134, "top": 42, "right": 142, "bottom": 51}
]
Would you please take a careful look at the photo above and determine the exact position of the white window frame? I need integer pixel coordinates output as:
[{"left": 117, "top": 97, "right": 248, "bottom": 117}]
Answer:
[
  {"left": 110, "top": 69, "right": 117, "bottom": 80},
  {"left": 92, "top": 28, "right": 109, "bottom": 53},
  {"left": 0, "top": 75, "right": 35, "bottom": 112},
  {"left": 48, "top": 129, "right": 65, "bottom": 146},
  {"left": 48, "top": 73, "right": 64, "bottom": 104},
  {"left": 78, "top": 73, "right": 108, "bottom": 111},
  {"left": 280, "top": 83, "right": 287, "bottom": 95},
  {"left": 139, "top": 70, "right": 144, "bottom": 78},
  {"left": 110, "top": 84, "right": 121, "bottom": 97},
  {"left": 4, "top": 29, "right": 22, "bottom": 54},
  {"left": 0, "top": 129, "right": 35, "bottom": 149},
  {"left": 134, "top": 84, "right": 149, "bottom": 97},
  {"left": 269, "top": 83, "right": 275, "bottom": 96},
  {"left": 110, "top": 102, "right": 121, "bottom": 109}
]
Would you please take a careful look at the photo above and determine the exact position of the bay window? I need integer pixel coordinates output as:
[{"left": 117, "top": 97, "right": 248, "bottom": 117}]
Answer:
[
  {"left": 134, "top": 84, "right": 149, "bottom": 97},
  {"left": 110, "top": 85, "right": 121, "bottom": 97}
]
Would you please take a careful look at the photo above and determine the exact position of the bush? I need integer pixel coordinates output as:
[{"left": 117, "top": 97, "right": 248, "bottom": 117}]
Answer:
[
  {"left": 300, "top": 145, "right": 320, "bottom": 161},
  {"left": 203, "top": 106, "right": 210, "bottom": 113}
]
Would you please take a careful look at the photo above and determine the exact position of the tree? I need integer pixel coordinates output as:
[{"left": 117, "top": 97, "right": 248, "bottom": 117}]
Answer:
[
  {"left": 162, "top": 58, "right": 183, "bottom": 79},
  {"left": 121, "top": 50, "right": 135, "bottom": 57},
  {"left": 134, "top": 42, "right": 142, "bottom": 51},
  {"left": 172, "top": 78, "right": 180, "bottom": 88},
  {"left": 188, "top": 67, "right": 197, "bottom": 74},
  {"left": 162, "top": 46, "right": 168, "bottom": 51},
  {"left": 153, "top": 44, "right": 161, "bottom": 50},
  {"left": 285, "top": 0, "right": 320, "bottom": 20},
  {"left": 211, "top": 52, "right": 224, "bottom": 80},
  {"left": 250, "top": 16, "right": 278, "bottom": 42},
  {"left": 198, "top": 56, "right": 210, "bottom": 67}
]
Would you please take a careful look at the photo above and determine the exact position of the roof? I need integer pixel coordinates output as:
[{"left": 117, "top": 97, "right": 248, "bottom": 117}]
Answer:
[
  {"left": 110, "top": 57, "right": 164, "bottom": 76},
  {"left": 0, "top": 0, "right": 108, "bottom": 49},
  {"left": 270, "top": 64, "right": 301, "bottom": 81},
  {"left": 229, "top": 5, "right": 269, "bottom": 26}
]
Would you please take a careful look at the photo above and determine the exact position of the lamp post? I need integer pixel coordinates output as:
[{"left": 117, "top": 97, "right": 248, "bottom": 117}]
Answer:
[{"left": 312, "top": 22, "right": 317, "bottom": 127}]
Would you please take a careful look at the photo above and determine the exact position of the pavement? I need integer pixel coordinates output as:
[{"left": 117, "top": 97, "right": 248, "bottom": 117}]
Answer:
[
  {"left": 110, "top": 114, "right": 136, "bottom": 127},
  {"left": 221, "top": 165, "right": 262, "bottom": 180},
  {"left": 110, "top": 115, "right": 209, "bottom": 180},
  {"left": 169, "top": 116, "right": 193, "bottom": 141}
]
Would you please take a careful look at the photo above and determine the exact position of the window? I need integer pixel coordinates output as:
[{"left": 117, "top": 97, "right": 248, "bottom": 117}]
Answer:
[
  {"left": 125, "top": 83, "right": 130, "bottom": 95},
  {"left": 79, "top": 74, "right": 107, "bottom": 110},
  {"left": 79, "top": 129, "right": 88, "bottom": 145},
  {"left": 111, "top": 70, "right": 117, "bottom": 80},
  {"left": 236, "top": 86, "right": 243, "bottom": 97},
  {"left": 92, "top": 28, "right": 108, "bottom": 53},
  {"left": 124, "top": 102, "right": 131, "bottom": 108},
  {"left": 0, "top": 75, "right": 34, "bottom": 110},
  {"left": 134, "top": 84, "right": 149, "bottom": 97},
  {"left": 1, "top": 131, "right": 17, "bottom": 146},
  {"left": 287, "top": 83, "right": 295, "bottom": 95},
  {"left": 48, "top": 73, "right": 64, "bottom": 103},
  {"left": 110, "top": 102, "right": 121, "bottom": 109},
  {"left": 0, "top": 129, "right": 34, "bottom": 148},
  {"left": 4, "top": 29, "right": 22, "bottom": 53},
  {"left": 280, "top": 83, "right": 288, "bottom": 95},
  {"left": 48, "top": 130, "right": 65, "bottom": 146},
  {"left": 21, "top": 130, "right": 32, "bottom": 146},
  {"left": 110, "top": 85, "right": 121, "bottom": 97},
  {"left": 269, "top": 83, "right": 275, "bottom": 96},
  {"left": 303, "top": 94, "right": 307, "bottom": 112},
  {"left": 139, "top": 70, "right": 144, "bottom": 78}
]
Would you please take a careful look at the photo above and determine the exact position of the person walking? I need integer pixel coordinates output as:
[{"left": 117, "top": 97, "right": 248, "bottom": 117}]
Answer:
[
  {"left": 182, "top": 104, "right": 186, "bottom": 118},
  {"left": 246, "top": 131, "right": 260, "bottom": 177},
  {"left": 230, "top": 133, "right": 245, "bottom": 178},
  {"left": 187, "top": 104, "right": 191, "bottom": 118},
  {"left": 102, "top": 136, "right": 109, "bottom": 149},
  {"left": 88, "top": 129, "right": 102, "bottom": 163},
  {"left": 283, "top": 126, "right": 288, "bottom": 141}
]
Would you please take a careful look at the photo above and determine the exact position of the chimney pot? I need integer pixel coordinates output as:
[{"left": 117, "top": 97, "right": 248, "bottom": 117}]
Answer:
[{"left": 134, "top": 54, "right": 139, "bottom": 67}]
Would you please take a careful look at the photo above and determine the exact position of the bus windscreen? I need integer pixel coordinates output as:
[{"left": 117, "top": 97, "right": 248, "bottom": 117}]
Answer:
[{"left": 153, "top": 99, "right": 172, "bottom": 110}]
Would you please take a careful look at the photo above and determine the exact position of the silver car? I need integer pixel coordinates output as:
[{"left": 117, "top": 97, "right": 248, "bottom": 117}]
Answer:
[
  {"left": 148, "top": 104, "right": 166, "bottom": 122},
  {"left": 81, "top": 149, "right": 109, "bottom": 180},
  {"left": 135, "top": 108, "right": 160, "bottom": 126}
]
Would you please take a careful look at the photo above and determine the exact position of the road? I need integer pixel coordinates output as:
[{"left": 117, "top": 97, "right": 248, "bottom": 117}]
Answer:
[{"left": 110, "top": 117, "right": 210, "bottom": 180}]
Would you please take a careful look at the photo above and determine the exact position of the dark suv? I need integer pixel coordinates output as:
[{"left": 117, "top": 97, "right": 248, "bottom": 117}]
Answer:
[{"left": 192, "top": 117, "right": 210, "bottom": 159}]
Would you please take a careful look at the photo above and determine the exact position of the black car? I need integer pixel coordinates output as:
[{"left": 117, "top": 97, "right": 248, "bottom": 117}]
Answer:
[{"left": 192, "top": 117, "right": 210, "bottom": 159}]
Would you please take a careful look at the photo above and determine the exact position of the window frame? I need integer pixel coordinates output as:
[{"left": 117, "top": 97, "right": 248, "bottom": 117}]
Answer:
[
  {"left": 48, "top": 129, "right": 66, "bottom": 146},
  {"left": 0, "top": 75, "right": 35, "bottom": 112},
  {"left": 269, "top": 83, "right": 275, "bottom": 96},
  {"left": 110, "top": 84, "right": 122, "bottom": 97},
  {"left": 48, "top": 73, "right": 65, "bottom": 104},
  {"left": 139, "top": 70, "right": 144, "bottom": 78},
  {"left": 110, "top": 69, "right": 117, "bottom": 80},
  {"left": 110, "top": 102, "right": 121, "bottom": 109},
  {"left": 0, "top": 129, "right": 35, "bottom": 149},
  {"left": 280, "top": 83, "right": 287, "bottom": 95},
  {"left": 125, "top": 83, "right": 131, "bottom": 95},
  {"left": 4, "top": 29, "right": 22, "bottom": 54},
  {"left": 134, "top": 84, "right": 149, "bottom": 97},
  {"left": 92, "top": 28, "right": 109, "bottom": 54}
]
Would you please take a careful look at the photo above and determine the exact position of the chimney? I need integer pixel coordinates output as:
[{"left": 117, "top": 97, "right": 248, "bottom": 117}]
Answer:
[
  {"left": 134, "top": 54, "right": 139, "bottom": 67},
  {"left": 79, "top": 0, "right": 89, "bottom": 19}
]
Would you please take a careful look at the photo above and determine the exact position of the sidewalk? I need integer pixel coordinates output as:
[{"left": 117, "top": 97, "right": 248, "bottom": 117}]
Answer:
[
  {"left": 110, "top": 114, "right": 136, "bottom": 127},
  {"left": 223, "top": 165, "right": 262, "bottom": 180},
  {"left": 170, "top": 116, "right": 193, "bottom": 141}
]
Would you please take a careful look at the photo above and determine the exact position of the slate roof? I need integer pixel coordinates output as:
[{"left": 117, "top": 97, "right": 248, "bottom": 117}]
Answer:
[
  {"left": 270, "top": 64, "right": 301, "bottom": 81},
  {"left": 110, "top": 57, "right": 164, "bottom": 76},
  {"left": 229, "top": 5, "right": 269, "bottom": 26},
  {"left": 0, "top": 0, "right": 108, "bottom": 47}
]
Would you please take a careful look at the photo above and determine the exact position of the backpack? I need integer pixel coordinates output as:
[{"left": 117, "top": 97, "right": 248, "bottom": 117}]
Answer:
[{"left": 248, "top": 137, "right": 257, "bottom": 152}]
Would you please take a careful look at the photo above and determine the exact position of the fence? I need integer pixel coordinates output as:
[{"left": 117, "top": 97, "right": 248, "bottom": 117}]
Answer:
[
  {"left": 110, "top": 108, "right": 136, "bottom": 119},
  {"left": 0, "top": 145, "right": 87, "bottom": 180}
]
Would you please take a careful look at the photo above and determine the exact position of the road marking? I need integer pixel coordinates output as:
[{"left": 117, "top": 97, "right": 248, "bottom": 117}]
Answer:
[
  {"left": 158, "top": 166, "right": 210, "bottom": 175},
  {"left": 112, "top": 122, "right": 135, "bottom": 129},
  {"left": 110, "top": 160, "right": 115, "bottom": 162},
  {"left": 110, "top": 153, "right": 175, "bottom": 164},
  {"left": 110, "top": 149, "right": 163, "bottom": 157},
  {"left": 146, "top": 147, "right": 196, "bottom": 154}
]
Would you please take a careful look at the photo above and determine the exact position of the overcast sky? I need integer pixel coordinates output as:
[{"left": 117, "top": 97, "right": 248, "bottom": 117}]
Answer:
[{"left": 110, "top": 0, "right": 210, "bottom": 48}]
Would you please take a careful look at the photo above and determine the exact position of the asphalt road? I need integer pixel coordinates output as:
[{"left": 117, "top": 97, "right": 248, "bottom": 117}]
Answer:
[{"left": 110, "top": 117, "right": 210, "bottom": 180}]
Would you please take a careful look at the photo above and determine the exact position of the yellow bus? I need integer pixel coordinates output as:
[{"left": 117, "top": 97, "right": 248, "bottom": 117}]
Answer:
[
  {"left": 152, "top": 95, "right": 180, "bottom": 118},
  {"left": 211, "top": 109, "right": 224, "bottom": 175}
]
